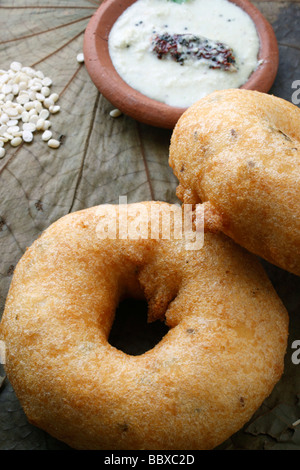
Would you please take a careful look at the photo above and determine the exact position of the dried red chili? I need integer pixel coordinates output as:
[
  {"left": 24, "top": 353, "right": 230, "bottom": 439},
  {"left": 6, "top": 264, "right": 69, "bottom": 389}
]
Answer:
[{"left": 151, "top": 33, "right": 237, "bottom": 71}]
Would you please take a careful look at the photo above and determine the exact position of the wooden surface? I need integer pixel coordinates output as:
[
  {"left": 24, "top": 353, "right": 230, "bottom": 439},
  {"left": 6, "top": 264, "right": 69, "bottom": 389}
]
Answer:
[{"left": 0, "top": 0, "right": 300, "bottom": 450}]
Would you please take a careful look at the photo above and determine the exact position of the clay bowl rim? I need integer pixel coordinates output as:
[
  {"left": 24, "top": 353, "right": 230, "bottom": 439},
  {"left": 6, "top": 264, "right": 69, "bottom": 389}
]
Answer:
[{"left": 83, "top": 0, "right": 279, "bottom": 129}]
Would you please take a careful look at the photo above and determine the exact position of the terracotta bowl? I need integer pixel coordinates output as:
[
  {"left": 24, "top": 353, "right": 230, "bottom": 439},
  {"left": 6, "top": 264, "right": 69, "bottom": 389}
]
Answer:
[{"left": 83, "top": 0, "right": 279, "bottom": 129}]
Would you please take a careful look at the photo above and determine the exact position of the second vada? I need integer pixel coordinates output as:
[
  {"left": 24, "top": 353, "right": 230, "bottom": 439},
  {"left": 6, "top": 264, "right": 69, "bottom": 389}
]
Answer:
[{"left": 169, "top": 89, "right": 300, "bottom": 276}]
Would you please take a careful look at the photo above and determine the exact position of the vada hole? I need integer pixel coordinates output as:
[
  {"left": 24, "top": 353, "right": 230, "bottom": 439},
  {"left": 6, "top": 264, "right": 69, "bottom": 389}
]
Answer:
[{"left": 108, "top": 298, "right": 169, "bottom": 355}]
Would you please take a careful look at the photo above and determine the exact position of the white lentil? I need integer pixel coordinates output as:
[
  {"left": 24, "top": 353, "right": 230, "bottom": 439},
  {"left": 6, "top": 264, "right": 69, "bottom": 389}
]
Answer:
[
  {"left": 48, "top": 138, "right": 60, "bottom": 148},
  {"left": 36, "top": 70, "right": 45, "bottom": 80},
  {"left": 28, "top": 108, "right": 37, "bottom": 118},
  {"left": 43, "top": 97, "right": 53, "bottom": 109},
  {"left": 0, "top": 62, "right": 61, "bottom": 151},
  {"left": 6, "top": 107, "right": 18, "bottom": 117},
  {"left": 77, "top": 52, "right": 85, "bottom": 63},
  {"left": 49, "top": 105, "right": 60, "bottom": 114},
  {"left": 2, "top": 84, "right": 12, "bottom": 95},
  {"left": 41, "top": 86, "right": 50, "bottom": 97},
  {"left": 22, "top": 130, "right": 33, "bottom": 142},
  {"left": 10, "top": 62, "right": 22, "bottom": 72},
  {"left": 42, "top": 77, "right": 52, "bottom": 87},
  {"left": 23, "top": 122, "right": 36, "bottom": 132},
  {"left": 35, "top": 92, "right": 45, "bottom": 102},
  {"left": 17, "top": 94, "right": 30, "bottom": 105},
  {"left": 33, "top": 100, "right": 42, "bottom": 113},
  {"left": 21, "top": 111, "right": 29, "bottom": 122},
  {"left": 6, "top": 93, "right": 14, "bottom": 102},
  {"left": 12, "top": 84, "right": 19, "bottom": 95},
  {"left": 22, "top": 67, "right": 35, "bottom": 77},
  {"left": 3, "top": 132, "right": 12, "bottom": 141},
  {"left": 7, "top": 126, "right": 19, "bottom": 135},
  {"left": 0, "top": 113, "right": 9, "bottom": 124},
  {"left": 36, "top": 118, "right": 45, "bottom": 131},
  {"left": 49, "top": 93, "right": 59, "bottom": 103},
  {"left": 29, "top": 114, "right": 39, "bottom": 125},
  {"left": 24, "top": 102, "right": 35, "bottom": 112},
  {"left": 16, "top": 74, "right": 28, "bottom": 84},
  {"left": 109, "top": 108, "right": 123, "bottom": 118},
  {"left": 15, "top": 104, "right": 23, "bottom": 114},
  {"left": 10, "top": 136, "right": 22, "bottom": 147},
  {"left": 39, "top": 109, "right": 49, "bottom": 120},
  {"left": 42, "top": 120, "right": 51, "bottom": 130},
  {"left": 0, "top": 75, "right": 9, "bottom": 85},
  {"left": 30, "top": 84, "right": 41, "bottom": 92},
  {"left": 7, "top": 119, "right": 18, "bottom": 127},
  {"left": 42, "top": 130, "right": 52, "bottom": 141},
  {"left": 28, "top": 90, "right": 36, "bottom": 101},
  {"left": 18, "top": 81, "right": 28, "bottom": 91}
]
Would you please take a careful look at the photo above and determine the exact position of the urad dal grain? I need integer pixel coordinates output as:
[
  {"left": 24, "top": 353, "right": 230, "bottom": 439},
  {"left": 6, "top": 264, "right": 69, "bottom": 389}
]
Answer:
[
  {"left": 42, "top": 130, "right": 52, "bottom": 141},
  {"left": 0, "top": 62, "right": 61, "bottom": 153},
  {"left": 109, "top": 108, "right": 123, "bottom": 118},
  {"left": 47, "top": 138, "right": 60, "bottom": 149},
  {"left": 76, "top": 53, "right": 85, "bottom": 64}
]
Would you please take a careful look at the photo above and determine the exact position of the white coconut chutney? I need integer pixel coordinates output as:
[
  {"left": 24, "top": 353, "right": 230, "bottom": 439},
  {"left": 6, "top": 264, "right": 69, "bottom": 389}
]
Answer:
[{"left": 108, "top": 0, "right": 260, "bottom": 108}]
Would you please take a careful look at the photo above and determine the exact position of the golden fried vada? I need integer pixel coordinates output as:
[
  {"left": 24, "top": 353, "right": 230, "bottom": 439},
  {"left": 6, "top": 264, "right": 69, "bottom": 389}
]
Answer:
[
  {"left": 169, "top": 89, "right": 300, "bottom": 276},
  {"left": 0, "top": 202, "right": 288, "bottom": 450}
]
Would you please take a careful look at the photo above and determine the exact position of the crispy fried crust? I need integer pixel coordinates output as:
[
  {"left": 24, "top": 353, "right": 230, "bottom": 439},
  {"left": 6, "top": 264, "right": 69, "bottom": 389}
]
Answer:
[
  {"left": 0, "top": 202, "right": 288, "bottom": 450},
  {"left": 169, "top": 89, "right": 300, "bottom": 275}
]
